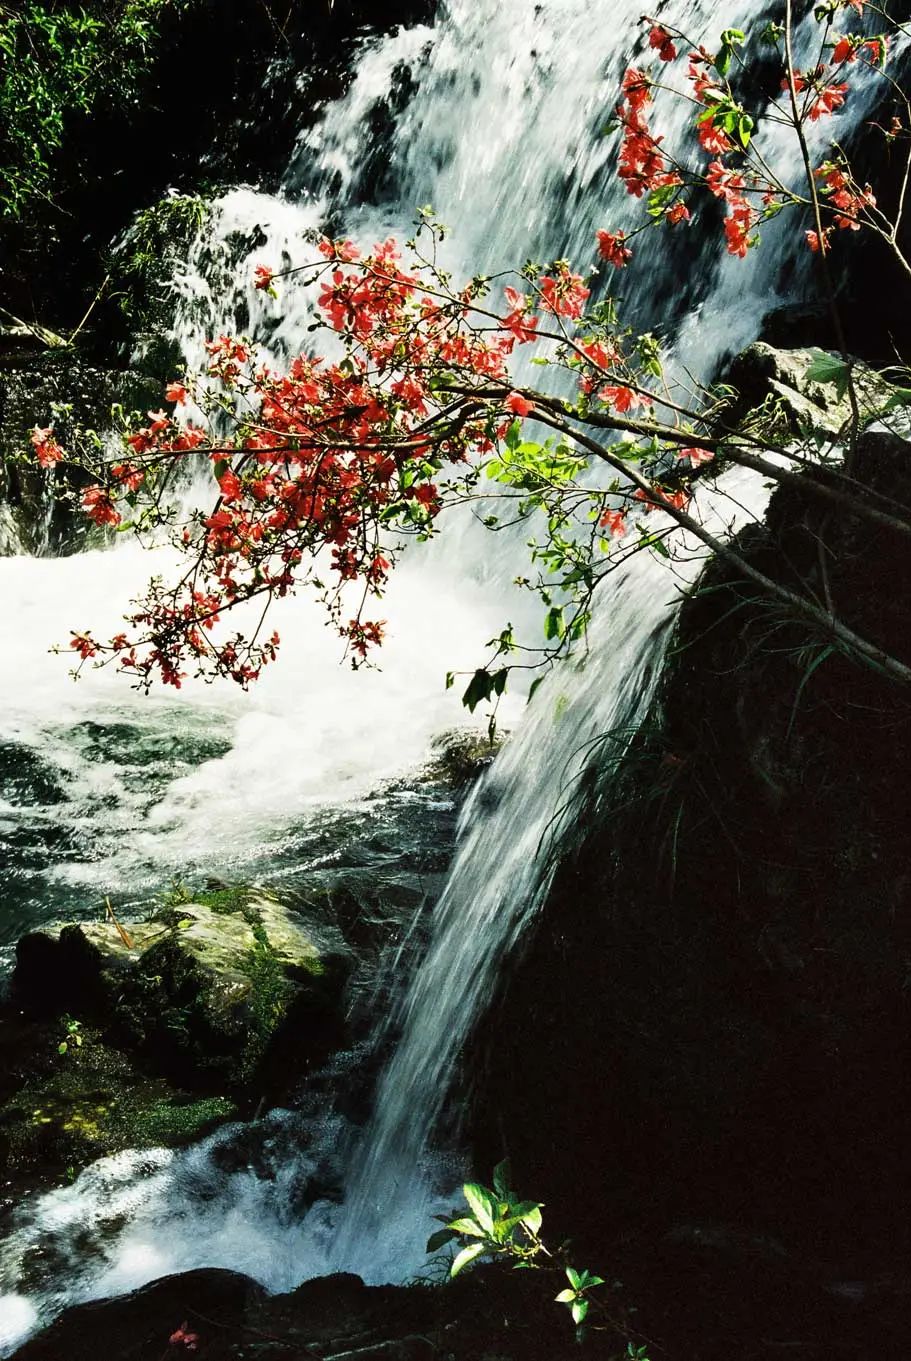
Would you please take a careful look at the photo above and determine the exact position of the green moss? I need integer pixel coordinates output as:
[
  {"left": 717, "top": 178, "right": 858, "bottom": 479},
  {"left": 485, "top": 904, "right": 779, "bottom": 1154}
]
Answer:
[
  {"left": 124, "top": 1094, "right": 235, "bottom": 1146},
  {"left": 238, "top": 922, "right": 292, "bottom": 1078},
  {"left": 0, "top": 1027, "right": 236, "bottom": 1180}
]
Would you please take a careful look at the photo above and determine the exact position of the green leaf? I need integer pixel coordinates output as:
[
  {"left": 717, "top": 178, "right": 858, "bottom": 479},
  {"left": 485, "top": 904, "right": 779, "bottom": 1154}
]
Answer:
[
  {"left": 461, "top": 669, "right": 494, "bottom": 713},
  {"left": 462, "top": 1182, "right": 496, "bottom": 1233},
  {"left": 521, "top": 1206, "right": 543, "bottom": 1235},
  {"left": 528, "top": 675, "right": 547, "bottom": 704},
  {"left": 555, "top": 1289, "right": 577, "bottom": 1304},
  {"left": 492, "top": 1159, "right": 512, "bottom": 1197},
  {"left": 445, "top": 1217, "right": 486, "bottom": 1237},
  {"left": 544, "top": 606, "right": 565, "bottom": 642},
  {"left": 881, "top": 387, "right": 911, "bottom": 413},
  {"left": 58, "top": 1042, "right": 67, "bottom": 1055},
  {"left": 450, "top": 1242, "right": 486, "bottom": 1277},
  {"left": 426, "top": 1229, "right": 457, "bottom": 1253},
  {"left": 805, "top": 353, "right": 851, "bottom": 400},
  {"left": 566, "top": 1266, "right": 582, "bottom": 1290},
  {"left": 445, "top": 671, "right": 455, "bottom": 690},
  {"left": 571, "top": 1299, "right": 590, "bottom": 1325}
]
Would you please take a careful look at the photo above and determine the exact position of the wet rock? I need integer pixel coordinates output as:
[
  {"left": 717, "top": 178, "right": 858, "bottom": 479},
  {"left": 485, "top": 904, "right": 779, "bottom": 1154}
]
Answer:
[
  {"left": 425, "top": 726, "right": 505, "bottom": 787},
  {"left": 12, "top": 888, "right": 353, "bottom": 1094},
  {"left": 7, "top": 1263, "right": 595, "bottom": 1361},
  {"left": 0, "top": 1015, "right": 235, "bottom": 1187},
  {"left": 723, "top": 340, "right": 896, "bottom": 435}
]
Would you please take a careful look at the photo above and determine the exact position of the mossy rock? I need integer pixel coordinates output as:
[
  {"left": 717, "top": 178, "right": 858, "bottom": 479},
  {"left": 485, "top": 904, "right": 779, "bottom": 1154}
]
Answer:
[
  {"left": 0, "top": 1021, "right": 235, "bottom": 1185},
  {"left": 425, "top": 727, "right": 505, "bottom": 786},
  {"left": 12, "top": 889, "right": 352, "bottom": 1094}
]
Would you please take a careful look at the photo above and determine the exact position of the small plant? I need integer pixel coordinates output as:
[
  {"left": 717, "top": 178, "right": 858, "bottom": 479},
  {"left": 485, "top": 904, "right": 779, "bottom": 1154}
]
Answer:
[
  {"left": 57, "top": 1017, "right": 83, "bottom": 1057},
  {"left": 428, "top": 1162, "right": 650, "bottom": 1351}
]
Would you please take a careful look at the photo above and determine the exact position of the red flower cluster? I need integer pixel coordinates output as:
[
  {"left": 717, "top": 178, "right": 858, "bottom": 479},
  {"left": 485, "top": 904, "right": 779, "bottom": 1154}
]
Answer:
[
  {"left": 169, "top": 1322, "right": 199, "bottom": 1352},
  {"left": 30, "top": 426, "right": 65, "bottom": 469},
  {"left": 596, "top": 229, "right": 632, "bottom": 268},
  {"left": 705, "top": 159, "right": 759, "bottom": 259},
  {"left": 816, "top": 162, "right": 876, "bottom": 231},
  {"left": 537, "top": 263, "right": 590, "bottom": 318},
  {"left": 648, "top": 24, "right": 677, "bottom": 62}
]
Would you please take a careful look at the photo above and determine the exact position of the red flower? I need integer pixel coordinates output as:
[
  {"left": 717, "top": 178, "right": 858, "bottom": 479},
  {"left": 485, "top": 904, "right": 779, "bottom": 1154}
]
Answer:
[
  {"left": 697, "top": 121, "right": 733, "bottom": 156},
  {"left": 537, "top": 264, "right": 590, "bottom": 318},
  {"left": 165, "top": 382, "right": 188, "bottom": 404},
  {"left": 666, "top": 202, "right": 691, "bottom": 225},
  {"left": 621, "top": 67, "right": 652, "bottom": 112},
  {"left": 111, "top": 463, "right": 144, "bottom": 492},
  {"left": 69, "top": 632, "right": 98, "bottom": 660},
  {"left": 254, "top": 264, "right": 275, "bottom": 291},
  {"left": 648, "top": 24, "right": 677, "bottom": 62},
  {"left": 596, "top": 229, "right": 632, "bottom": 267},
  {"left": 602, "top": 385, "right": 643, "bottom": 413},
  {"left": 806, "top": 228, "right": 832, "bottom": 253},
  {"left": 82, "top": 485, "right": 121, "bottom": 527},
  {"left": 808, "top": 82, "right": 848, "bottom": 120},
  {"left": 505, "top": 391, "right": 533, "bottom": 416},
  {"left": 30, "top": 425, "right": 65, "bottom": 468},
  {"left": 599, "top": 508, "right": 628, "bottom": 537},
  {"left": 676, "top": 446, "right": 714, "bottom": 466},
  {"left": 169, "top": 1322, "right": 200, "bottom": 1352}
]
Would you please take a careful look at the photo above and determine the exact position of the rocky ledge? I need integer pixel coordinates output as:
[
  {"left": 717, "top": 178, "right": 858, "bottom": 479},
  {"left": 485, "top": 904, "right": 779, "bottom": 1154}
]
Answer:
[{"left": 1, "top": 887, "right": 352, "bottom": 1188}]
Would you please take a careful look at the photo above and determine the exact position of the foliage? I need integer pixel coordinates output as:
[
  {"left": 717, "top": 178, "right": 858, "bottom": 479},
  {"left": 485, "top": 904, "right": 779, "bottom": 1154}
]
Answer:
[
  {"left": 0, "top": 0, "right": 191, "bottom": 221},
  {"left": 428, "top": 1162, "right": 650, "bottom": 1350},
  {"left": 110, "top": 191, "right": 210, "bottom": 325},
  {"left": 56, "top": 1016, "right": 83, "bottom": 1056},
  {"left": 28, "top": 0, "right": 911, "bottom": 714}
]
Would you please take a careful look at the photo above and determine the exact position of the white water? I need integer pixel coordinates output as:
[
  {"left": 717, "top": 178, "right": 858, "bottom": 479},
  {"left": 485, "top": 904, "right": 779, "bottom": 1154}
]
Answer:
[{"left": 0, "top": 0, "right": 893, "bottom": 1349}]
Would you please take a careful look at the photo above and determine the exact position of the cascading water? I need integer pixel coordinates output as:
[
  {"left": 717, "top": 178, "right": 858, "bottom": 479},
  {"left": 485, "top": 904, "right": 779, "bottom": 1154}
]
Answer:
[{"left": 0, "top": 0, "right": 895, "bottom": 1350}]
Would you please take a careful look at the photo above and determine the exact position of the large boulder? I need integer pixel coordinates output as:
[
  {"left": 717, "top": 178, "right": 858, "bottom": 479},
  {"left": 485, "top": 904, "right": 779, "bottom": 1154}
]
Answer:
[
  {"left": 470, "top": 428, "right": 911, "bottom": 1306},
  {"left": 722, "top": 340, "right": 897, "bottom": 434},
  {"left": 12, "top": 888, "right": 352, "bottom": 1093}
]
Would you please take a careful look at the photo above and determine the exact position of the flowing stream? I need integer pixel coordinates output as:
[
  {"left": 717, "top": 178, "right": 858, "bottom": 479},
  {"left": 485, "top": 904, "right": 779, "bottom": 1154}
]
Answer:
[{"left": 0, "top": 0, "right": 893, "bottom": 1349}]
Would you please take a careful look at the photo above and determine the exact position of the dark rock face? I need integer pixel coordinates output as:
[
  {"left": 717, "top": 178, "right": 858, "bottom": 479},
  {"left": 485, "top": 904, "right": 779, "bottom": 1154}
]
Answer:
[
  {"left": 470, "top": 429, "right": 911, "bottom": 1348},
  {"left": 6, "top": 1264, "right": 602, "bottom": 1361}
]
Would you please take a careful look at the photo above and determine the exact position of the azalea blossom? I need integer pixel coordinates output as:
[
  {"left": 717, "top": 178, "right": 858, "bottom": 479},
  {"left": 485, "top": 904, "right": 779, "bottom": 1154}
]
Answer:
[
  {"left": 505, "top": 391, "right": 534, "bottom": 416},
  {"left": 648, "top": 24, "right": 677, "bottom": 62},
  {"left": 169, "top": 1322, "right": 200, "bottom": 1352},
  {"left": 676, "top": 446, "right": 714, "bottom": 466},
  {"left": 596, "top": 229, "right": 632, "bottom": 267},
  {"left": 599, "top": 507, "right": 628, "bottom": 537},
  {"left": 30, "top": 425, "right": 65, "bottom": 468}
]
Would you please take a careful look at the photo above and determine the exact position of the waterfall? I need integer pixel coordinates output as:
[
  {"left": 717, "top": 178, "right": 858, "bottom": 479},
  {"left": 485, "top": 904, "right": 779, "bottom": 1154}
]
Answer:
[{"left": 0, "top": 0, "right": 894, "bottom": 1350}]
